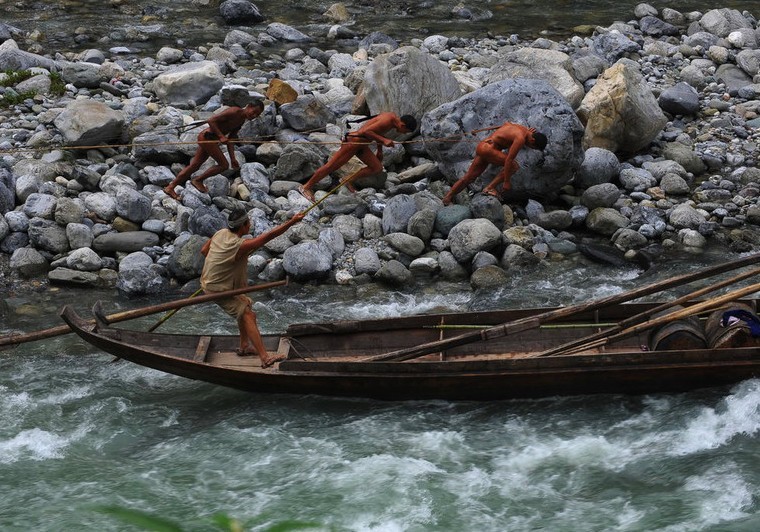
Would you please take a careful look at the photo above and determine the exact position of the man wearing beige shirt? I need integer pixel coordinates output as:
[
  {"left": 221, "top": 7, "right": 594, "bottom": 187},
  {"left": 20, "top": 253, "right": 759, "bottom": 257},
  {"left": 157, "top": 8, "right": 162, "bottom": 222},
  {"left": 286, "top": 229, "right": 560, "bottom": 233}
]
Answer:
[{"left": 200, "top": 207, "right": 304, "bottom": 368}]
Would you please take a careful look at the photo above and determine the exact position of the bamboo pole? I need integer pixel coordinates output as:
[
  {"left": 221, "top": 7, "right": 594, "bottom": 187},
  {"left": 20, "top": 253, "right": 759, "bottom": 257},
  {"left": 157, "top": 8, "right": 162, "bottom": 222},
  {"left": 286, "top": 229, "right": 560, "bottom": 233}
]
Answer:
[
  {"left": 363, "top": 253, "right": 760, "bottom": 362},
  {"left": 535, "top": 266, "right": 760, "bottom": 358},
  {"left": 0, "top": 280, "right": 287, "bottom": 349},
  {"left": 555, "top": 280, "right": 760, "bottom": 354}
]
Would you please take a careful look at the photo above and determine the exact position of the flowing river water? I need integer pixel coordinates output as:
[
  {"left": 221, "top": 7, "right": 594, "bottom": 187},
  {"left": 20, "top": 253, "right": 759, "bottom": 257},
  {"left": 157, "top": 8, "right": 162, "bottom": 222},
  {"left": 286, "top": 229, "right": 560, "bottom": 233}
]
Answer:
[
  {"left": 2, "top": 251, "right": 760, "bottom": 530},
  {"left": 1, "top": 1, "right": 760, "bottom": 530}
]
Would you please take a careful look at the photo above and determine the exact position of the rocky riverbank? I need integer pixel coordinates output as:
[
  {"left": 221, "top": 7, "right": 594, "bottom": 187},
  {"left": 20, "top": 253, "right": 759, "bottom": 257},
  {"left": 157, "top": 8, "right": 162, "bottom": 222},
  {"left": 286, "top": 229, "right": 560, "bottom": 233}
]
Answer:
[{"left": 1, "top": 2, "right": 760, "bottom": 296}]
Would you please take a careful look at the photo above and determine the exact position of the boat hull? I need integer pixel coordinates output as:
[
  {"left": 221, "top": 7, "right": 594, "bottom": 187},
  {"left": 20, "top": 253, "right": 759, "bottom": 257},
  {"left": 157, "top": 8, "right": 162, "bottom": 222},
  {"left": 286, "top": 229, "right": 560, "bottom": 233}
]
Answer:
[{"left": 59, "top": 305, "right": 760, "bottom": 401}]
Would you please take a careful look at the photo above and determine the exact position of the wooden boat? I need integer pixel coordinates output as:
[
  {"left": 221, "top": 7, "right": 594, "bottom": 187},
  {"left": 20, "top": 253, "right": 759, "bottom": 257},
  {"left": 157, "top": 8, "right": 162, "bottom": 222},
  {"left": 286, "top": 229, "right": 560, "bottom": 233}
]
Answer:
[{"left": 59, "top": 300, "right": 760, "bottom": 401}]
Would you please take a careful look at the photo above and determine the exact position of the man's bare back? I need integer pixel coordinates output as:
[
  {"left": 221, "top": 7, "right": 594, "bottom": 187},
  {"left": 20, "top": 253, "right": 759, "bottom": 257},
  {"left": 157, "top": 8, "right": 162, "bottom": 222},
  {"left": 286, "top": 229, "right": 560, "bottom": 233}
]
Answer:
[
  {"left": 298, "top": 112, "right": 417, "bottom": 202},
  {"left": 442, "top": 122, "right": 548, "bottom": 205}
]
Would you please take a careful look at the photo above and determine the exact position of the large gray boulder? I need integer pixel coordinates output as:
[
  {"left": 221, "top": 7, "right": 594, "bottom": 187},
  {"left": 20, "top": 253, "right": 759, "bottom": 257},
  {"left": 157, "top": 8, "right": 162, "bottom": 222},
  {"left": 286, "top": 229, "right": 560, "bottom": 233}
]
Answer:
[
  {"left": 150, "top": 61, "right": 224, "bottom": 105},
  {"left": 363, "top": 46, "right": 461, "bottom": 119},
  {"left": 54, "top": 100, "right": 125, "bottom": 147},
  {"left": 422, "top": 79, "right": 584, "bottom": 199},
  {"left": 0, "top": 167, "right": 14, "bottom": 215},
  {"left": 578, "top": 59, "right": 667, "bottom": 154},
  {"left": 282, "top": 240, "right": 333, "bottom": 281},
  {"left": 0, "top": 39, "right": 59, "bottom": 71},
  {"left": 699, "top": 8, "right": 753, "bottom": 38},
  {"left": 487, "top": 48, "right": 585, "bottom": 109}
]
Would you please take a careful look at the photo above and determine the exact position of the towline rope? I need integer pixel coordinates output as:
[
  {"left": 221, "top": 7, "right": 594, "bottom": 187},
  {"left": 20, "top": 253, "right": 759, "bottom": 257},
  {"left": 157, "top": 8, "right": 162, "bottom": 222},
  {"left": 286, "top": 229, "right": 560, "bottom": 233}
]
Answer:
[{"left": 0, "top": 128, "right": 489, "bottom": 156}]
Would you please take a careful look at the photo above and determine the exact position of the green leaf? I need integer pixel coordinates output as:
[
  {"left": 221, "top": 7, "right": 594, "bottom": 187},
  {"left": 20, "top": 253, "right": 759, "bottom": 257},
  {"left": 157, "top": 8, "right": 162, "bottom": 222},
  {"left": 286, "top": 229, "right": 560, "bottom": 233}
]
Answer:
[{"left": 94, "top": 505, "right": 184, "bottom": 532}]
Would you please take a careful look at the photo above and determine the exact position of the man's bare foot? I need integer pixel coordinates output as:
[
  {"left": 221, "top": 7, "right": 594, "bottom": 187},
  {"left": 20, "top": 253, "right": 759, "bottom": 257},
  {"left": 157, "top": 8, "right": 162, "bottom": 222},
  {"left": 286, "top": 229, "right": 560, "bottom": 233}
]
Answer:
[
  {"left": 191, "top": 178, "right": 208, "bottom": 193},
  {"left": 163, "top": 187, "right": 179, "bottom": 200},
  {"left": 481, "top": 188, "right": 500, "bottom": 198},
  {"left": 261, "top": 354, "right": 286, "bottom": 369},
  {"left": 298, "top": 185, "right": 315, "bottom": 202},
  {"left": 442, "top": 194, "right": 453, "bottom": 206},
  {"left": 236, "top": 347, "right": 258, "bottom": 357}
]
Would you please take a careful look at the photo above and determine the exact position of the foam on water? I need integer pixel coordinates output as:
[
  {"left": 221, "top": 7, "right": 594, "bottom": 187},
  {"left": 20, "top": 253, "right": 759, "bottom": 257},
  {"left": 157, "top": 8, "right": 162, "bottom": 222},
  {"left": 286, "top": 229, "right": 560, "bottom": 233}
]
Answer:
[
  {"left": 0, "top": 428, "right": 68, "bottom": 462},
  {"left": 673, "top": 380, "right": 760, "bottom": 455}
]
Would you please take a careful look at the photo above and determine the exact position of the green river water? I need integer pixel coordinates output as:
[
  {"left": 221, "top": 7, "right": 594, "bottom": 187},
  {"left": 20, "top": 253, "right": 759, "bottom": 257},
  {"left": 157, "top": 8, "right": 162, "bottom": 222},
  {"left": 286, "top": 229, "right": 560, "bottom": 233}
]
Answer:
[{"left": 2, "top": 255, "right": 759, "bottom": 530}]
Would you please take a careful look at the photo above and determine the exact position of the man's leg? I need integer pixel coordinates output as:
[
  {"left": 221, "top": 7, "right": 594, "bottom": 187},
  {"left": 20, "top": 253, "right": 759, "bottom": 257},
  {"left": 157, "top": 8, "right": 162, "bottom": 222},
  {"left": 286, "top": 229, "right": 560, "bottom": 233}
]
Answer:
[
  {"left": 190, "top": 143, "right": 229, "bottom": 193},
  {"left": 299, "top": 144, "right": 358, "bottom": 201},
  {"left": 164, "top": 148, "right": 208, "bottom": 199},
  {"left": 240, "top": 309, "right": 285, "bottom": 368},
  {"left": 483, "top": 160, "right": 518, "bottom": 196},
  {"left": 479, "top": 148, "right": 509, "bottom": 196},
  {"left": 442, "top": 157, "right": 488, "bottom": 205}
]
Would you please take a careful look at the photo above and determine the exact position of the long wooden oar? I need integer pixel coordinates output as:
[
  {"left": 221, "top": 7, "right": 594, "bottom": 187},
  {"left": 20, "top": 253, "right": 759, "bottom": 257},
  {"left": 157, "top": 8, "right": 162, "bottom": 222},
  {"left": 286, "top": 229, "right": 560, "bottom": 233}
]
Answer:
[
  {"left": 0, "top": 280, "right": 286, "bottom": 349},
  {"left": 363, "top": 252, "right": 760, "bottom": 362},
  {"left": 535, "top": 265, "right": 760, "bottom": 358},
  {"left": 554, "top": 280, "right": 760, "bottom": 354},
  {"left": 147, "top": 288, "right": 202, "bottom": 332}
]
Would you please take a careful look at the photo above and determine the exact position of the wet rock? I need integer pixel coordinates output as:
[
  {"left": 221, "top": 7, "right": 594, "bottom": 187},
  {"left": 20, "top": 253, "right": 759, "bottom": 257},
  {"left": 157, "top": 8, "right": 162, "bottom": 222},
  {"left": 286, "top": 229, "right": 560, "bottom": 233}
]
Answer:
[{"left": 219, "top": 0, "right": 265, "bottom": 24}]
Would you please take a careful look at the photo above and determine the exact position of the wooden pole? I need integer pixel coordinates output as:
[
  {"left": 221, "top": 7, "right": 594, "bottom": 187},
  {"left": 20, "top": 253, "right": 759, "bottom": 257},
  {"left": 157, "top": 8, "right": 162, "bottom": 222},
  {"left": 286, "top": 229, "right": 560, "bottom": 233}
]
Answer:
[
  {"left": 557, "top": 280, "right": 760, "bottom": 354},
  {"left": 363, "top": 253, "right": 760, "bottom": 362},
  {"left": 0, "top": 280, "right": 287, "bottom": 349},
  {"left": 535, "top": 266, "right": 760, "bottom": 357},
  {"left": 147, "top": 288, "right": 202, "bottom": 332}
]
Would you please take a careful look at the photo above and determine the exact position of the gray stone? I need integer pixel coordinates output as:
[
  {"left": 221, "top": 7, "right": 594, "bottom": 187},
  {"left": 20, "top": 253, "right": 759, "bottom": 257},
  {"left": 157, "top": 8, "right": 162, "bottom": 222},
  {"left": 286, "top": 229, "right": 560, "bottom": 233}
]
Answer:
[
  {"left": 576, "top": 147, "right": 621, "bottom": 188},
  {"left": 220, "top": 0, "right": 265, "bottom": 24},
  {"left": 53, "top": 100, "right": 125, "bottom": 146},
  {"left": 9, "top": 247, "right": 48, "bottom": 277},
  {"left": 500, "top": 244, "right": 540, "bottom": 269},
  {"left": 282, "top": 240, "right": 334, "bottom": 281},
  {"left": 167, "top": 234, "right": 207, "bottom": 282},
  {"left": 66, "top": 247, "right": 102, "bottom": 271},
  {"left": 374, "top": 259, "right": 413, "bottom": 287},
  {"left": 470, "top": 264, "right": 509, "bottom": 290},
  {"left": 279, "top": 95, "right": 336, "bottom": 132},
  {"left": 66, "top": 223, "right": 93, "bottom": 249},
  {"left": 658, "top": 82, "right": 700, "bottom": 116},
  {"left": 448, "top": 218, "right": 502, "bottom": 263},
  {"left": 383, "top": 233, "right": 425, "bottom": 257},
  {"left": 354, "top": 247, "right": 381, "bottom": 275},
  {"left": 117, "top": 251, "right": 170, "bottom": 295},
  {"left": 585, "top": 207, "right": 629, "bottom": 235},
  {"left": 27, "top": 218, "right": 69, "bottom": 254},
  {"left": 93, "top": 231, "right": 160, "bottom": 253},
  {"left": 150, "top": 61, "right": 224, "bottom": 105},
  {"left": 382, "top": 194, "right": 417, "bottom": 234},
  {"left": 581, "top": 183, "right": 621, "bottom": 209},
  {"left": 488, "top": 48, "right": 585, "bottom": 109}
]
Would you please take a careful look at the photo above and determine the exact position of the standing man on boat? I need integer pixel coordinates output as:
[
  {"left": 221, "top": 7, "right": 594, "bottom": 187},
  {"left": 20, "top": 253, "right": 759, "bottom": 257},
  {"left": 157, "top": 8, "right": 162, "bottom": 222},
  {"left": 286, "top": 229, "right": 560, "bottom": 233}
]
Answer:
[
  {"left": 200, "top": 207, "right": 304, "bottom": 368},
  {"left": 164, "top": 101, "right": 265, "bottom": 199},
  {"left": 298, "top": 112, "right": 417, "bottom": 202},
  {"left": 442, "top": 122, "right": 548, "bottom": 205}
]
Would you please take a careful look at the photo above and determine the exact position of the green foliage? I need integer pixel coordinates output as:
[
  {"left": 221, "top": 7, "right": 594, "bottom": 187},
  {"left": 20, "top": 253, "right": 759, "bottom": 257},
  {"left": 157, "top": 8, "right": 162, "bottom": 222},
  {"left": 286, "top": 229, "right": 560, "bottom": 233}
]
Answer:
[
  {"left": 0, "top": 68, "right": 65, "bottom": 107},
  {"left": 0, "top": 68, "right": 34, "bottom": 87},
  {"left": 0, "top": 89, "right": 36, "bottom": 108},
  {"left": 49, "top": 71, "right": 65, "bottom": 96},
  {"left": 95, "top": 506, "right": 184, "bottom": 532}
]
